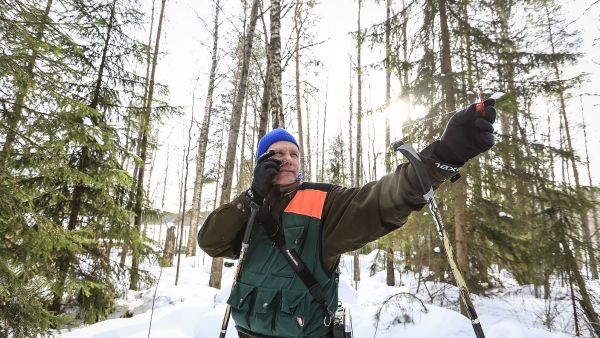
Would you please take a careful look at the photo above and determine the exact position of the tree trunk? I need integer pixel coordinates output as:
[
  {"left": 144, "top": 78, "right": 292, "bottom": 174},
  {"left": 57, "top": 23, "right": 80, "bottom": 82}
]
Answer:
[
  {"left": 384, "top": 0, "right": 395, "bottom": 287},
  {"left": 213, "top": 126, "right": 226, "bottom": 209},
  {"left": 258, "top": 7, "right": 271, "bottom": 140},
  {"left": 320, "top": 80, "right": 328, "bottom": 182},
  {"left": 176, "top": 111, "right": 194, "bottom": 286},
  {"left": 143, "top": 127, "right": 159, "bottom": 236},
  {"left": 162, "top": 226, "right": 176, "bottom": 267},
  {"left": 159, "top": 148, "right": 170, "bottom": 244},
  {"left": 355, "top": 0, "right": 363, "bottom": 188},
  {"left": 386, "top": 246, "right": 395, "bottom": 286},
  {"left": 188, "top": 1, "right": 220, "bottom": 256},
  {"left": 366, "top": 125, "right": 372, "bottom": 182},
  {"left": 258, "top": 61, "right": 270, "bottom": 140},
  {"left": 145, "top": 127, "right": 159, "bottom": 203},
  {"left": 438, "top": 0, "right": 470, "bottom": 316},
  {"left": 316, "top": 96, "right": 320, "bottom": 179},
  {"left": 400, "top": 0, "right": 411, "bottom": 138},
  {"left": 580, "top": 98, "right": 600, "bottom": 246},
  {"left": 545, "top": 8, "right": 598, "bottom": 279},
  {"left": 294, "top": 0, "right": 305, "bottom": 171},
  {"left": 269, "top": 0, "right": 284, "bottom": 128},
  {"left": 348, "top": 62, "right": 354, "bottom": 186},
  {"left": 130, "top": 0, "right": 167, "bottom": 291},
  {"left": 236, "top": 89, "right": 249, "bottom": 192},
  {"left": 437, "top": 0, "right": 467, "bottom": 272},
  {"left": 353, "top": 251, "right": 360, "bottom": 290},
  {"left": 384, "top": 0, "right": 392, "bottom": 175},
  {"left": 305, "top": 95, "right": 312, "bottom": 179},
  {"left": 209, "top": 0, "right": 260, "bottom": 290},
  {"left": 352, "top": 0, "right": 363, "bottom": 291},
  {"left": 560, "top": 234, "right": 600, "bottom": 336}
]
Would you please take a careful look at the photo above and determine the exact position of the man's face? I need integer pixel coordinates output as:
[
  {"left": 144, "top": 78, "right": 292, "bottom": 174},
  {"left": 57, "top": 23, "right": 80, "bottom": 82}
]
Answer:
[{"left": 267, "top": 141, "right": 301, "bottom": 186}]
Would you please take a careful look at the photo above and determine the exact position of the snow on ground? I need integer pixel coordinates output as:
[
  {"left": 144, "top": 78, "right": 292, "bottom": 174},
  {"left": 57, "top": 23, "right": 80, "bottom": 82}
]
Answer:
[{"left": 58, "top": 249, "right": 592, "bottom": 338}]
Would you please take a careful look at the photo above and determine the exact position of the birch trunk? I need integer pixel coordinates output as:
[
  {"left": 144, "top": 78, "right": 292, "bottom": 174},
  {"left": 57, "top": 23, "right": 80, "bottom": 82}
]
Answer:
[
  {"left": 130, "top": 0, "right": 167, "bottom": 291},
  {"left": 353, "top": 0, "right": 363, "bottom": 290},
  {"left": 159, "top": 149, "right": 169, "bottom": 244},
  {"left": 258, "top": 8, "right": 271, "bottom": 140},
  {"left": 187, "top": 1, "right": 220, "bottom": 256},
  {"left": 353, "top": 251, "right": 360, "bottom": 290},
  {"left": 348, "top": 63, "right": 354, "bottom": 186},
  {"left": 355, "top": 0, "right": 363, "bottom": 188},
  {"left": 176, "top": 109, "right": 194, "bottom": 285},
  {"left": 320, "top": 80, "right": 328, "bottom": 182},
  {"left": 269, "top": 0, "right": 284, "bottom": 128},
  {"left": 209, "top": 0, "right": 260, "bottom": 289},
  {"left": 294, "top": 0, "right": 305, "bottom": 171}
]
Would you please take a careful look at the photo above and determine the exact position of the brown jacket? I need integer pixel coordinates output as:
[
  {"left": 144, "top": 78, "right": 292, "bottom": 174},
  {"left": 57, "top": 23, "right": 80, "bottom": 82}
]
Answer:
[{"left": 197, "top": 141, "right": 460, "bottom": 273}]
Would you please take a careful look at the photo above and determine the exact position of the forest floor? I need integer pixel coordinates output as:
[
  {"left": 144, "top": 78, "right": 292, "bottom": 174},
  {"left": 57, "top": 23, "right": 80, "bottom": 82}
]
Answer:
[{"left": 56, "top": 245, "right": 600, "bottom": 338}]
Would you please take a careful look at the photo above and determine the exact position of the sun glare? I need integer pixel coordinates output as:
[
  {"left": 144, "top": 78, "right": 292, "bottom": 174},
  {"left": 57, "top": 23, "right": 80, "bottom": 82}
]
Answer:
[
  {"left": 380, "top": 100, "right": 429, "bottom": 138},
  {"left": 384, "top": 100, "right": 409, "bottom": 128}
]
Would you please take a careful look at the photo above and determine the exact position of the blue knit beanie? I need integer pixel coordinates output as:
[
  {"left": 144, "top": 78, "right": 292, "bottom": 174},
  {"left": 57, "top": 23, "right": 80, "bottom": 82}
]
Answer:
[{"left": 256, "top": 128, "right": 299, "bottom": 162}]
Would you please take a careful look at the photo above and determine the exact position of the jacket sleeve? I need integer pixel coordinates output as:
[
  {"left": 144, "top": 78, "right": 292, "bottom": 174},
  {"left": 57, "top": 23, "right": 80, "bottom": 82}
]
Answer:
[
  {"left": 320, "top": 141, "right": 460, "bottom": 270},
  {"left": 197, "top": 192, "right": 251, "bottom": 259}
]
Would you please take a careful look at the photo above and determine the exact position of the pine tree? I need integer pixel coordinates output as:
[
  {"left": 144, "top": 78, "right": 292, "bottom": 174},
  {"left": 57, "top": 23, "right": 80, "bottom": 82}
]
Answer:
[
  {"left": 327, "top": 133, "right": 348, "bottom": 186},
  {"left": 1, "top": 0, "right": 165, "bottom": 331}
]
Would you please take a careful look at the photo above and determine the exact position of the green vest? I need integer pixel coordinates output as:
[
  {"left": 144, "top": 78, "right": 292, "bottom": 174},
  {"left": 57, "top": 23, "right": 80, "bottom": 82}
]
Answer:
[{"left": 227, "top": 184, "right": 339, "bottom": 338}]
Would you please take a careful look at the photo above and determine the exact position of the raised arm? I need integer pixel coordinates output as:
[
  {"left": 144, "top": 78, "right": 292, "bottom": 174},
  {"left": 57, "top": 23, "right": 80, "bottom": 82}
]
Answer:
[
  {"left": 319, "top": 141, "right": 460, "bottom": 269},
  {"left": 320, "top": 99, "right": 497, "bottom": 270}
]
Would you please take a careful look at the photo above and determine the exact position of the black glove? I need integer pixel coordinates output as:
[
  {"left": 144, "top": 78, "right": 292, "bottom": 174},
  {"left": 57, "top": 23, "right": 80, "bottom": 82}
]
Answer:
[
  {"left": 247, "top": 150, "right": 281, "bottom": 204},
  {"left": 436, "top": 98, "right": 497, "bottom": 165}
]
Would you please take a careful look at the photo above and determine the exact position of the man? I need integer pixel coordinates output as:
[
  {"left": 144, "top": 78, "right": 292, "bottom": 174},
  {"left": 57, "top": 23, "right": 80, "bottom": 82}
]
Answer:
[{"left": 198, "top": 100, "right": 497, "bottom": 338}]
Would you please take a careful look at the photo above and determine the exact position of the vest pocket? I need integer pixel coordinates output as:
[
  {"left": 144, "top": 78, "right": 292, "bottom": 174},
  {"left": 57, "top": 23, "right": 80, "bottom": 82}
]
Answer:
[
  {"left": 284, "top": 226, "right": 307, "bottom": 250},
  {"left": 252, "top": 287, "right": 279, "bottom": 333},
  {"left": 227, "top": 282, "right": 256, "bottom": 328},
  {"left": 276, "top": 289, "right": 307, "bottom": 337}
]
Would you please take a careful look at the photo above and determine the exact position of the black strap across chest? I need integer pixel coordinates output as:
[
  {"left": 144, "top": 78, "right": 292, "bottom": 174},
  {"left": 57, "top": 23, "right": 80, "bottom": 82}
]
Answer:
[{"left": 258, "top": 183, "right": 335, "bottom": 326}]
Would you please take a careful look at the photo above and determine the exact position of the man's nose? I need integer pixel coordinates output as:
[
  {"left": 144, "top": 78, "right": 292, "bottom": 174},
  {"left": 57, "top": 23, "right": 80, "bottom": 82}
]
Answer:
[{"left": 279, "top": 152, "right": 292, "bottom": 162}]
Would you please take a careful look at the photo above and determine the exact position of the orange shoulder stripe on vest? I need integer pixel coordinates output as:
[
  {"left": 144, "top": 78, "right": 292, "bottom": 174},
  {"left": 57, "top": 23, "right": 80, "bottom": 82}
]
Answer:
[{"left": 284, "top": 189, "right": 327, "bottom": 219}]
